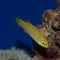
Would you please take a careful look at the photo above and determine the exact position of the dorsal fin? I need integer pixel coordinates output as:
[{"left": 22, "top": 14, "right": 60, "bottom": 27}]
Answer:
[{"left": 25, "top": 19, "right": 31, "bottom": 23}]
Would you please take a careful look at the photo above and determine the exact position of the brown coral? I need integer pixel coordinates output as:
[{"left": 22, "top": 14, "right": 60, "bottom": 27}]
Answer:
[
  {"left": 57, "top": 0, "right": 60, "bottom": 8},
  {"left": 54, "top": 31, "right": 60, "bottom": 45},
  {"left": 32, "top": 0, "right": 60, "bottom": 60}
]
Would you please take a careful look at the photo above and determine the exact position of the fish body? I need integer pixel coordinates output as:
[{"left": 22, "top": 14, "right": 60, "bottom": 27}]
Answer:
[{"left": 16, "top": 18, "right": 48, "bottom": 48}]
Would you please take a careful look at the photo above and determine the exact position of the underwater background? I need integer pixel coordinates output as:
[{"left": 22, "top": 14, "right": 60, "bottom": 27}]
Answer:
[{"left": 0, "top": 0, "right": 56, "bottom": 51}]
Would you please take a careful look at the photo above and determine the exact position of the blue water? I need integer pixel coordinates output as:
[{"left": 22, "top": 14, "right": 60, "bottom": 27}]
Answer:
[{"left": 0, "top": 0, "right": 56, "bottom": 50}]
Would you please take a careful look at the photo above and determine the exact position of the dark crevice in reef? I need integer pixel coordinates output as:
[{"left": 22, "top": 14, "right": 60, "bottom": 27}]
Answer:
[
  {"left": 52, "top": 25, "right": 60, "bottom": 31},
  {"left": 33, "top": 41, "right": 48, "bottom": 58},
  {"left": 55, "top": 42, "right": 60, "bottom": 48}
]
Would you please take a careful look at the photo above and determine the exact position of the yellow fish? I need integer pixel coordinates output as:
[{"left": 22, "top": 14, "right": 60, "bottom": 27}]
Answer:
[{"left": 16, "top": 18, "right": 48, "bottom": 48}]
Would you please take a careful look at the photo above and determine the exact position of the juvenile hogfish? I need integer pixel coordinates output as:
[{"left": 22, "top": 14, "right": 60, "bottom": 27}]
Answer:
[{"left": 16, "top": 18, "right": 48, "bottom": 48}]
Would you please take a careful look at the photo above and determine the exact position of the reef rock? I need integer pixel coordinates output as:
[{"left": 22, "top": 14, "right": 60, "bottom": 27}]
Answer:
[{"left": 32, "top": 0, "right": 60, "bottom": 60}]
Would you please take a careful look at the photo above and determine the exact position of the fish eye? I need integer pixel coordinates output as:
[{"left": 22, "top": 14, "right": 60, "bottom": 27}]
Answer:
[{"left": 42, "top": 41, "right": 45, "bottom": 44}]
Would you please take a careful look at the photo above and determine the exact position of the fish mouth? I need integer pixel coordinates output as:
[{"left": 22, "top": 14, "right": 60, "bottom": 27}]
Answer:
[
  {"left": 35, "top": 42, "right": 49, "bottom": 49},
  {"left": 40, "top": 42, "right": 49, "bottom": 48},
  {"left": 45, "top": 45, "right": 49, "bottom": 48}
]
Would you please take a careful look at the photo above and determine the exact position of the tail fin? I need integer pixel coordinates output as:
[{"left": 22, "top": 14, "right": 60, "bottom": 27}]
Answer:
[{"left": 16, "top": 17, "right": 25, "bottom": 27}]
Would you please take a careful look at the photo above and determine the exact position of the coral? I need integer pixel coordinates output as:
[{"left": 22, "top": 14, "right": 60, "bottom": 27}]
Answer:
[
  {"left": 0, "top": 47, "right": 31, "bottom": 60},
  {"left": 57, "top": 0, "right": 60, "bottom": 7},
  {"left": 32, "top": 0, "right": 60, "bottom": 60}
]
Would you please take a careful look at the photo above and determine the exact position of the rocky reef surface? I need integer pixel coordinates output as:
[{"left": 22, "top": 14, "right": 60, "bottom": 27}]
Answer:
[{"left": 32, "top": 0, "right": 60, "bottom": 60}]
